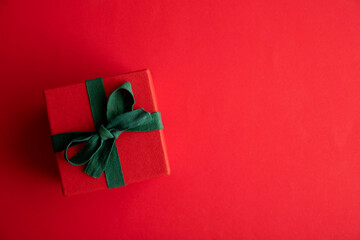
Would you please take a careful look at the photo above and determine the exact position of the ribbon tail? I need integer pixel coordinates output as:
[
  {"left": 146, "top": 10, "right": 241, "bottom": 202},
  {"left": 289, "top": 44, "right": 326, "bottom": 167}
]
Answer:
[
  {"left": 106, "top": 108, "right": 152, "bottom": 129},
  {"left": 104, "top": 140, "right": 125, "bottom": 188},
  {"left": 128, "top": 112, "right": 163, "bottom": 132},
  {"left": 84, "top": 139, "right": 115, "bottom": 178}
]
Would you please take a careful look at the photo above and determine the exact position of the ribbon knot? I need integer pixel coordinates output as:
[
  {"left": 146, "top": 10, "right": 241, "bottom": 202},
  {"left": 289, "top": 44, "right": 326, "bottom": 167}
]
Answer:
[
  {"left": 97, "top": 125, "right": 115, "bottom": 140},
  {"left": 50, "top": 79, "right": 163, "bottom": 189}
]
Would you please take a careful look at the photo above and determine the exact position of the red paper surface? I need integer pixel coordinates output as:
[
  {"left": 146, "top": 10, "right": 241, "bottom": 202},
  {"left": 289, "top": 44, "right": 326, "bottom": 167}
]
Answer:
[
  {"left": 1, "top": 1, "right": 360, "bottom": 239},
  {"left": 44, "top": 70, "right": 169, "bottom": 196}
]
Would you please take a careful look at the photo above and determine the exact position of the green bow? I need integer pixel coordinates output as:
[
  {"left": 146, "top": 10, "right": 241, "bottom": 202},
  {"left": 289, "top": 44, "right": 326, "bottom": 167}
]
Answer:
[{"left": 51, "top": 78, "right": 163, "bottom": 188}]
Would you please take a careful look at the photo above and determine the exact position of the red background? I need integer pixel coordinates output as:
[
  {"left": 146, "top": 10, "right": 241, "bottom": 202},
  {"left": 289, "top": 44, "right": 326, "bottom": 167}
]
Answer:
[{"left": 1, "top": 1, "right": 360, "bottom": 239}]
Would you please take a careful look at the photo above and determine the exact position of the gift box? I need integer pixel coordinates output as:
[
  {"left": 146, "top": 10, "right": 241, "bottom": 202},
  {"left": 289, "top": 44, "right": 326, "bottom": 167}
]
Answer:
[{"left": 44, "top": 69, "right": 170, "bottom": 196}]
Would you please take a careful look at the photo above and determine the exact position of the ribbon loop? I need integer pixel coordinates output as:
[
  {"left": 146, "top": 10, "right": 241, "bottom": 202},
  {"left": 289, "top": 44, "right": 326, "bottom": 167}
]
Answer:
[
  {"left": 64, "top": 134, "right": 100, "bottom": 165},
  {"left": 51, "top": 79, "right": 163, "bottom": 189},
  {"left": 106, "top": 82, "right": 135, "bottom": 121}
]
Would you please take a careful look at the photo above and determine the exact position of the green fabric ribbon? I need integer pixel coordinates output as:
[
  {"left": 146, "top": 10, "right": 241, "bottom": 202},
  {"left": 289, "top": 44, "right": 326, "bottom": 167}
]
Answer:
[{"left": 51, "top": 78, "right": 163, "bottom": 188}]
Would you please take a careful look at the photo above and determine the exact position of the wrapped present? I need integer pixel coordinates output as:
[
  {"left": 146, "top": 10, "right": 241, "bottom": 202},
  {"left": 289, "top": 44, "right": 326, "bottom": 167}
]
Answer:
[{"left": 44, "top": 69, "right": 170, "bottom": 196}]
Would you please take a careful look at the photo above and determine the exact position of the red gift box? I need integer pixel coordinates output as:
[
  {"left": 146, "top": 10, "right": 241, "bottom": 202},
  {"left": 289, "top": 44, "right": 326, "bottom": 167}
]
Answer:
[{"left": 44, "top": 69, "right": 170, "bottom": 196}]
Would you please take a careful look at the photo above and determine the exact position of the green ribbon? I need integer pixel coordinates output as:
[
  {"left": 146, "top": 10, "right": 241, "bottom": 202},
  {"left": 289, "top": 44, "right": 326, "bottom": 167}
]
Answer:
[{"left": 51, "top": 78, "right": 163, "bottom": 188}]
